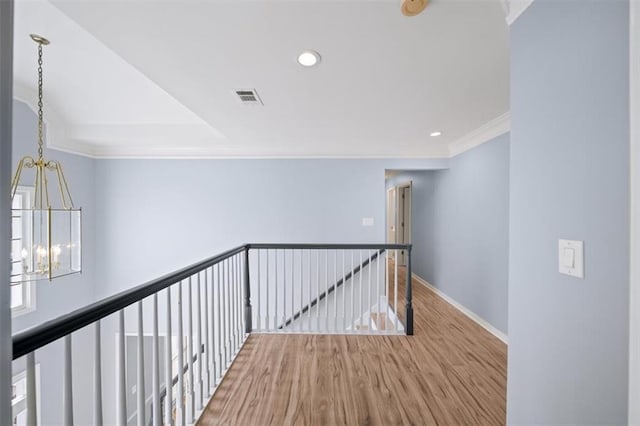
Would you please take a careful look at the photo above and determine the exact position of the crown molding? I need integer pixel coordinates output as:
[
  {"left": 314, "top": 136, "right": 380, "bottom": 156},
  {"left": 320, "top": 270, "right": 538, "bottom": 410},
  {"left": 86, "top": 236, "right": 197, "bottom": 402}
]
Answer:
[
  {"left": 448, "top": 112, "right": 510, "bottom": 158},
  {"left": 506, "top": 0, "right": 535, "bottom": 25},
  {"left": 85, "top": 148, "right": 452, "bottom": 160}
]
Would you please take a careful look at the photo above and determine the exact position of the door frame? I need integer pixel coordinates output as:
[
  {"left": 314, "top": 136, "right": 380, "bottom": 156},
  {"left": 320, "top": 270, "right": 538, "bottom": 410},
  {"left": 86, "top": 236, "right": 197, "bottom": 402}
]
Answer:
[
  {"left": 385, "top": 181, "right": 412, "bottom": 265},
  {"left": 397, "top": 182, "right": 412, "bottom": 265}
]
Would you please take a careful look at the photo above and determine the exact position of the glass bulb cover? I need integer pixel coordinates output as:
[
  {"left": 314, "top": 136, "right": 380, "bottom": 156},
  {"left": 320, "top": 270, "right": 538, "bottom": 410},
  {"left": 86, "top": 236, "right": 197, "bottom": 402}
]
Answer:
[{"left": 10, "top": 208, "right": 82, "bottom": 283}]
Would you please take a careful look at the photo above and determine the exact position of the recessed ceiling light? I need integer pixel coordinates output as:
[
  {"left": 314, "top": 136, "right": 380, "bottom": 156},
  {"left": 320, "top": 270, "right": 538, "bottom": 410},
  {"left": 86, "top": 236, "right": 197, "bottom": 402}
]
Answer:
[
  {"left": 430, "top": 131, "right": 442, "bottom": 137},
  {"left": 298, "top": 50, "right": 321, "bottom": 67}
]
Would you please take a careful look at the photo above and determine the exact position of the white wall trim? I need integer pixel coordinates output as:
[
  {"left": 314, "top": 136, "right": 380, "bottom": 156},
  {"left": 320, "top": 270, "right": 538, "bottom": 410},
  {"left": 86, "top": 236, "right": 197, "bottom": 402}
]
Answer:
[
  {"left": 412, "top": 273, "right": 508, "bottom": 344},
  {"left": 629, "top": 0, "right": 639, "bottom": 423},
  {"left": 506, "top": 0, "right": 535, "bottom": 26},
  {"left": 448, "top": 112, "right": 510, "bottom": 158}
]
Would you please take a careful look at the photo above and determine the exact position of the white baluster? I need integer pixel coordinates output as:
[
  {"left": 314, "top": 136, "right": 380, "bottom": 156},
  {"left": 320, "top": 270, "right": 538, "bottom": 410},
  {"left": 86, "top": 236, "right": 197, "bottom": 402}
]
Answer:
[
  {"left": 394, "top": 249, "right": 399, "bottom": 331},
  {"left": 224, "top": 259, "right": 230, "bottom": 362},
  {"left": 187, "top": 277, "right": 195, "bottom": 423},
  {"left": 283, "top": 250, "right": 287, "bottom": 328},
  {"left": 233, "top": 256, "right": 239, "bottom": 348},
  {"left": 202, "top": 271, "right": 209, "bottom": 397},
  {"left": 137, "top": 302, "right": 145, "bottom": 426},
  {"left": 351, "top": 251, "right": 355, "bottom": 332},
  {"left": 26, "top": 352, "right": 37, "bottom": 426},
  {"left": 316, "top": 250, "right": 320, "bottom": 326},
  {"left": 359, "top": 250, "right": 363, "bottom": 330},
  {"left": 299, "top": 250, "right": 303, "bottom": 332},
  {"left": 238, "top": 255, "right": 242, "bottom": 343},
  {"left": 165, "top": 288, "right": 173, "bottom": 426},
  {"left": 208, "top": 267, "right": 214, "bottom": 393},
  {"left": 176, "top": 281, "right": 185, "bottom": 426},
  {"left": 94, "top": 321, "right": 103, "bottom": 426},
  {"left": 265, "top": 251, "right": 270, "bottom": 330},
  {"left": 368, "top": 250, "right": 373, "bottom": 330},
  {"left": 376, "top": 250, "right": 381, "bottom": 332},
  {"left": 292, "top": 251, "right": 295, "bottom": 330},
  {"left": 230, "top": 258, "right": 236, "bottom": 350},
  {"left": 216, "top": 264, "right": 222, "bottom": 380},
  {"left": 307, "top": 250, "right": 311, "bottom": 332},
  {"left": 196, "top": 273, "right": 203, "bottom": 411},
  {"left": 152, "top": 294, "right": 161, "bottom": 426},
  {"left": 385, "top": 250, "right": 390, "bottom": 329},
  {"left": 333, "top": 249, "right": 339, "bottom": 332},
  {"left": 342, "top": 250, "right": 346, "bottom": 332},
  {"left": 274, "top": 250, "right": 278, "bottom": 331},
  {"left": 325, "top": 250, "right": 329, "bottom": 331},
  {"left": 117, "top": 310, "right": 127, "bottom": 426},
  {"left": 63, "top": 334, "right": 73, "bottom": 426},
  {"left": 257, "top": 251, "right": 261, "bottom": 331}
]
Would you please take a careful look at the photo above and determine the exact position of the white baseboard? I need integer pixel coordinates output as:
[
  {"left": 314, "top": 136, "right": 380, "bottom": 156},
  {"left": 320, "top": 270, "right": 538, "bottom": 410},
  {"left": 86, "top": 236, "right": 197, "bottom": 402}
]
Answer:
[{"left": 412, "top": 273, "right": 508, "bottom": 344}]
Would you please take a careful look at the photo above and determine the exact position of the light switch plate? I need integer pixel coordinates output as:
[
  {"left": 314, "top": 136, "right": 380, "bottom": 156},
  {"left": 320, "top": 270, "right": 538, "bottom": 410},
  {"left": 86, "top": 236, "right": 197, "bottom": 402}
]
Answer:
[
  {"left": 362, "top": 217, "right": 374, "bottom": 227},
  {"left": 558, "top": 239, "right": 584, "bottom": 278}
]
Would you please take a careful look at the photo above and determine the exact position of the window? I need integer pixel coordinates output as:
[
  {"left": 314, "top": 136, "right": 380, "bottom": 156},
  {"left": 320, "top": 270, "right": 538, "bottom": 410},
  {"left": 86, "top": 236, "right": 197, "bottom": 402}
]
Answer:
[
  {"left": 11, "top": 366, "right": 40, "bottom": 425},
  {"left": 11, "top": 187, "right": 35, "bottom": 316}
]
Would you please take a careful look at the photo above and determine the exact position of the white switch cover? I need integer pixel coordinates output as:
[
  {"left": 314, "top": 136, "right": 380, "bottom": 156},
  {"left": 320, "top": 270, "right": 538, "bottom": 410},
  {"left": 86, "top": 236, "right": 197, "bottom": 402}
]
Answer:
[
  {"left": 362, "top": 217, "right": 374, "bottom": 227},
  {"left": 558, "top": 239, "right": 584, "bottom": 278}
]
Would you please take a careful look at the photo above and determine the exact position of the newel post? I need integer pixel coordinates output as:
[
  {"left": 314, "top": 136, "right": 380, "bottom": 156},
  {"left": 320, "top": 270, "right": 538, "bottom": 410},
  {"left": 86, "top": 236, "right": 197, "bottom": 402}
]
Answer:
[
  {"left": 405, "top": 245, "right": 414, "bottom": 336},
  {"left": 244, "top": 246, "right": 252, "bottom": 333}
]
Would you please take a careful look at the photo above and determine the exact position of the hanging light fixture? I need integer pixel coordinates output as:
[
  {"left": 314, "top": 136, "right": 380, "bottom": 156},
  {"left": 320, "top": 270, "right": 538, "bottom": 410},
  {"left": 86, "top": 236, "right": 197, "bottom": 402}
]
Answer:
[
  {"left": 10, "top": 34, "right": 82, "bottom": 283},
  {"left": 401, "top": 0, "right": 429, "bottom": 16}
]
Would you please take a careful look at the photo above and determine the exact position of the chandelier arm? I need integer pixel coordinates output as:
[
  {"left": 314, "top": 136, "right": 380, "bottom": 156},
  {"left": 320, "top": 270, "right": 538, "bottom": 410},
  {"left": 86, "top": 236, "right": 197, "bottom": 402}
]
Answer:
[
  {"left": 48, "top": 162, "right": 70, "bottom": 209},
  {"left": 43, "top": 162, "right": 51, "bottom": 209},
  {"left": 33, "top": 165, "right": 41, "bottom": 210},
  {"left": 55, "top": 162, "right": 75, "bottom": 209}
]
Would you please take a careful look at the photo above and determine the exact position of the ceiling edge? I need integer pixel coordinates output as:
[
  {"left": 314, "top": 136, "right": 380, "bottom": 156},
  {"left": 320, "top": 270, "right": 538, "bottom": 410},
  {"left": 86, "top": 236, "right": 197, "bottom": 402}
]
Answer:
[
  {"left": 448, "top": 112, "right": 510, "bottom": 158},
  {"left": 506, "top": 0, "right": 535, "bottom": 25}
]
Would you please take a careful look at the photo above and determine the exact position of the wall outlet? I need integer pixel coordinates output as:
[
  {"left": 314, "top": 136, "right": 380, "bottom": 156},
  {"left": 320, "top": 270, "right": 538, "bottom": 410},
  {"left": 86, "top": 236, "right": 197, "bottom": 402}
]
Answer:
[{"left": 362, "top": 217, "right": 374, "bottom": 226}]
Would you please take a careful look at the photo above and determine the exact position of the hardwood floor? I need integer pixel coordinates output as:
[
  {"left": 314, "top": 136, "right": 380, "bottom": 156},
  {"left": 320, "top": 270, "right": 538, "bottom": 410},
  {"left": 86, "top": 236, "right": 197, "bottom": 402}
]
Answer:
[{"left": 199, "top": 269, "right": 507, "bottom": 425}]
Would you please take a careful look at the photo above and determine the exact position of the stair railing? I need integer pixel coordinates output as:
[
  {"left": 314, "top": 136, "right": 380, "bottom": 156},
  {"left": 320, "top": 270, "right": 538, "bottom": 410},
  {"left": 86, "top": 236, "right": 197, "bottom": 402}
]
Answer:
[{"left": 10, "top": 242, "right": 412, "bottom": 425}]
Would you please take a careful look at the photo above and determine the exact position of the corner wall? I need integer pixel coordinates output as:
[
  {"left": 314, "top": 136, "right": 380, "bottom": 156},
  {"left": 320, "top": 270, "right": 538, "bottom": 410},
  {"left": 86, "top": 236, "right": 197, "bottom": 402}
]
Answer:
[
  {"left": 508, "top": 1, "right": 630, "bottom": 422},
  {"left": 387, "top": 133, "right": 510, "bottom": 335}
]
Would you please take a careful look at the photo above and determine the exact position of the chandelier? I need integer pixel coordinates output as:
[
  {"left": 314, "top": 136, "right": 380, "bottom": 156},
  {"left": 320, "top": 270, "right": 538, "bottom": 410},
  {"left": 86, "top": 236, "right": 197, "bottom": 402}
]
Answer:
[{"left": 10, "top": 35, "right": 82, "bottom": 283}]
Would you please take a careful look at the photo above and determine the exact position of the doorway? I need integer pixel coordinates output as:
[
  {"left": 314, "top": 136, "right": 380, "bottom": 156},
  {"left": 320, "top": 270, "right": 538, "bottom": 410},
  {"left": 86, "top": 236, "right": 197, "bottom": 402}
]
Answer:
[{"left": 386, "top": 181, "right": 412, "bottom": 266}]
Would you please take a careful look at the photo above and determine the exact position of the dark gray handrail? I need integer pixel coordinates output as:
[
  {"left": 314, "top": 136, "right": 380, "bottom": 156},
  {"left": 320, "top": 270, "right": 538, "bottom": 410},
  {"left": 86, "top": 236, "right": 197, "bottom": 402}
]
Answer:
[
  {"left": 13, "top": 242, "right": 414, "bottom": 359},
  {"left": 13, "top": 244, "right": 248, "bottom": 359},
  {"left": 248, "top": 243, "right": 410, "bottom": 250}
]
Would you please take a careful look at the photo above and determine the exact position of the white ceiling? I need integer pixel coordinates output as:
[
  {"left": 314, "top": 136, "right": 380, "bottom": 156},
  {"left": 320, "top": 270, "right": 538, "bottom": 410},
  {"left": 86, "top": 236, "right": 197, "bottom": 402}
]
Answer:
[{"left": 14, "top": 0, "right": 509, "bottom": 158}]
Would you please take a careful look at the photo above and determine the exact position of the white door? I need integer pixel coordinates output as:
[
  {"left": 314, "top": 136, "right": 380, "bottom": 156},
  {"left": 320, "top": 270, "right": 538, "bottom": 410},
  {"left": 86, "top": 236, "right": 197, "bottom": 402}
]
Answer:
[
  {"left": 386, "top": 187, "right": 396, "bottom": 244},
  {"left": 396, "top": 184, "right": 412, "bottom": 265}
]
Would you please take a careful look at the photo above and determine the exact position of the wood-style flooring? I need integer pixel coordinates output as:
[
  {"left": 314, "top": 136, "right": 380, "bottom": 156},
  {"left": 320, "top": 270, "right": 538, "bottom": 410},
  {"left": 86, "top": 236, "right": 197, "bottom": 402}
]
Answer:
[{"left": 198, "top": 268, "right": 507, "bottom": 425}]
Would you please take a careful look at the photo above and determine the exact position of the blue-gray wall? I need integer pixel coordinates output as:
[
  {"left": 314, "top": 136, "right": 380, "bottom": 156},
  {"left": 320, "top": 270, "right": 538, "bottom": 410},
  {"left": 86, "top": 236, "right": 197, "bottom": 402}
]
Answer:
[
  {"left": 387, "top": 133, "right": 510, "bottom": 334},
  {"left": 94, "top": 158, "right": 448, "bottom": 298},
  {"left": 508, "top": 1, "right": 630, "bottom": 423}
]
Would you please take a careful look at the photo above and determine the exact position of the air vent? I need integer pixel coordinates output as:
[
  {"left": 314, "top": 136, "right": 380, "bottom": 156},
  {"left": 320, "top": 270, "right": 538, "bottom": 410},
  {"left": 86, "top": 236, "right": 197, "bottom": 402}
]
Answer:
[{"left": 235, "top": 89, "right": 263, "bottom": 106}]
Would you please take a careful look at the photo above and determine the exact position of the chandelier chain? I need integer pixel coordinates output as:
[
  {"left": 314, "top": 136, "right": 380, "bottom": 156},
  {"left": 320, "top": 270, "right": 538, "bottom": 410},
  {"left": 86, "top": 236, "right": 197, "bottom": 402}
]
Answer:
[{"left": 37, "top": 42, "right": 44, "bottom": 160}]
